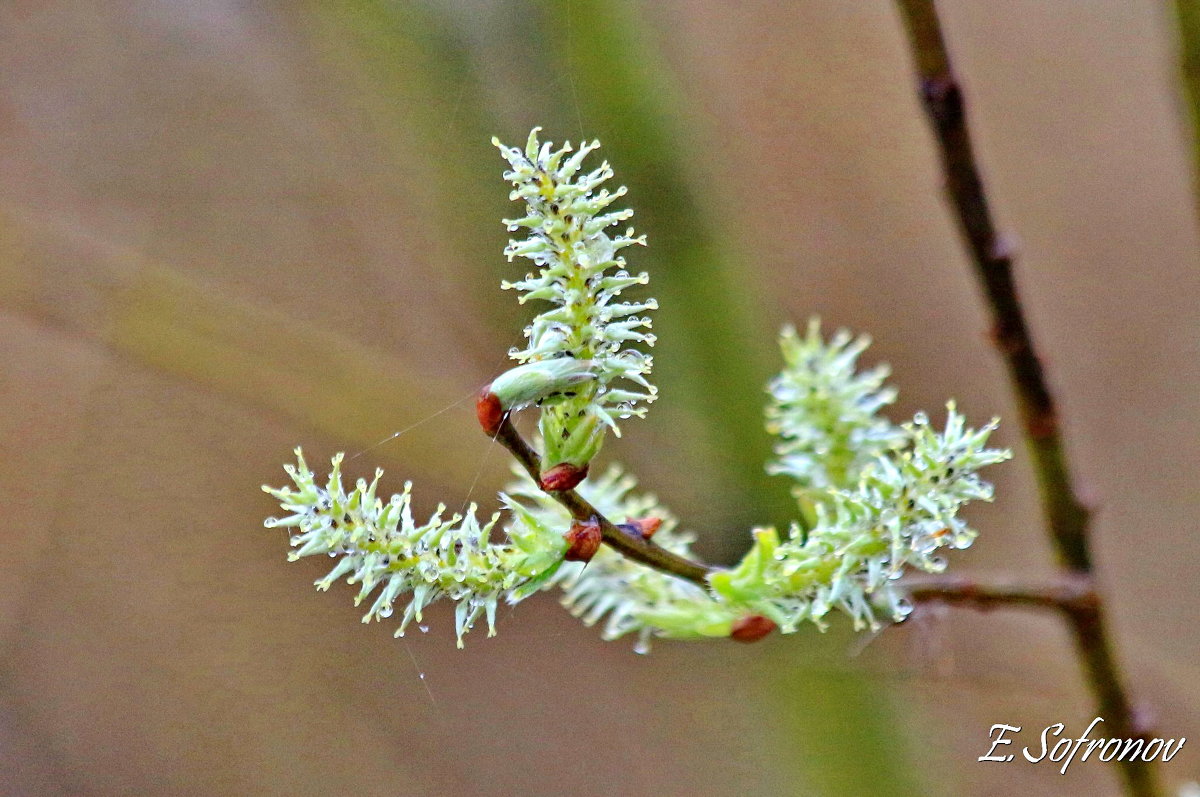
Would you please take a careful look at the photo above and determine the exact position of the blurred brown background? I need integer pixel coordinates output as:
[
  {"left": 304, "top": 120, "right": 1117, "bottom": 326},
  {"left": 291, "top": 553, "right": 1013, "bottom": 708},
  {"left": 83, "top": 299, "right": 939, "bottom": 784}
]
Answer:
[{"left": 2, "top": 1, "right": 1197, "bottom": 795}]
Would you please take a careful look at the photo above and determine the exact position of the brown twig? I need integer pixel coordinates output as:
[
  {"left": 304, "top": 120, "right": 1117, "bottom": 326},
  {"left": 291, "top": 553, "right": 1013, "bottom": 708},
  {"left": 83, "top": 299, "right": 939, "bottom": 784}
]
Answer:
[
  {"left": 904, "top": 573, "right": 1097, "bottom": 613},
  {"left": 492, "top": 415, "right": 714, "bottom": 586},
  {"left": 895, "top": 0, "right": 1091, "bottom": 571},
  {"left": 495, "top": 413, "right": 1111, "bottom": 622},
  {"left": 895, "top": 2, "right": 1161, "bottom": 795}
]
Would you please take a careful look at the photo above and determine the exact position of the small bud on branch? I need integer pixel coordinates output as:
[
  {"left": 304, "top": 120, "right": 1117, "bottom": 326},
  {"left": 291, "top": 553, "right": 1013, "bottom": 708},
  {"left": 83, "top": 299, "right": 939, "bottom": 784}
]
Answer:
[
  {"left": 620, "top": 517, "right": 662, "bottom": 540},
  {"left": 540, "top": 462, "right": 590, "bottom": 492},
  {"left": 476, "top": 389, "right": 504, "bottom": 436},
  {"left": 564, "top": 518, "right": 602, "bottom": 562},
  {"left": 730, "top": 615, "right": 777, "bottom": 643}
]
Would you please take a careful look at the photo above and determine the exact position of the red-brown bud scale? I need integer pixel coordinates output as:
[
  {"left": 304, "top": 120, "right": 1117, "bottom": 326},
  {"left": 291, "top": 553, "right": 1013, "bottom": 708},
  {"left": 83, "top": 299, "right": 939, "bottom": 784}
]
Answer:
[
  {"left": 564, "top": 518, "right": 602, "bottom": 562},
  {"left": 476, "top": 388, "right": 504, "bottom": 436},
  {"left": 730, "top": 614, "right": 776, "bottom": 643},
  {"left": 539, "top": 462, "right": 589, "bottom": 492},
  {"left": 623, "top": 516, "right": 662, "bottom": 540}
]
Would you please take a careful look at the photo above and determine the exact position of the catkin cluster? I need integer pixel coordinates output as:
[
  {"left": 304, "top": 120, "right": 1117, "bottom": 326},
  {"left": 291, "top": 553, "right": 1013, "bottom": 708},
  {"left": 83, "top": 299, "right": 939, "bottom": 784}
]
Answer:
[{"left": 263, "top": 129, "right": 1009, "bottom": 650}]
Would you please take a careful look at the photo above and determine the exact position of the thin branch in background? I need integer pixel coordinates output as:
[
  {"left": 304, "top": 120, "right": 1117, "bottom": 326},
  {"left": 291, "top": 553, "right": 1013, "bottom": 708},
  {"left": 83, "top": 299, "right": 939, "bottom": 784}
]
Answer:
[
  {"left": 894, "top": 1, "right": 1162, "bottom": 795},
  {"left": 904, "top": 573, "right": 1097, "bottom": 614}
]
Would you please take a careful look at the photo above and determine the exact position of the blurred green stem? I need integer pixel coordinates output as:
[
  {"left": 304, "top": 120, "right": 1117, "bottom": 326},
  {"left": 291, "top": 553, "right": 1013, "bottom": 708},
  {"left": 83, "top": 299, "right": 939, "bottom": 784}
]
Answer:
[
  {"left": 895, "top": 2, "right": 1162, "bottom": 796},
  {"left": 1176, "top": 0, "right": 1200, "bottom": 212}
]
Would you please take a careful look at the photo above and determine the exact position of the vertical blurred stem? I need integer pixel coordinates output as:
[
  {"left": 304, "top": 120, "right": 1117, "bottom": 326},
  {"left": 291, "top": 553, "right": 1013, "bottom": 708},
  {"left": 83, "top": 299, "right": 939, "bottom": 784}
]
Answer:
[
  {"left": 525, "top": 2, "right": 931, "bottom": 794},
  {"left": 769, "top": 650, "right": 931, "bottom": 797},
  {"left": 895, "top": 2, "right": 1162, "bottom": 796},
  {"left": 1176, "top": 1, "right": 1200, "bottom": 212}
]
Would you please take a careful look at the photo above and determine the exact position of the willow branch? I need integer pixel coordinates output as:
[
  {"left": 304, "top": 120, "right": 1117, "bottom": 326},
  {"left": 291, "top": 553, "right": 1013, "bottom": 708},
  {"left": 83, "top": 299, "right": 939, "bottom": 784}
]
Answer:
[
  {"left": 904, "top": 573, "right": 1097, "bottom": 613},
  {"left": 493, "top": 415, "right": 715, "bottom": 586},
  {"left": 497, "top": 414, "right": 1103, "bottom": 615},
  {"left": 895, "top": 2, "right": 1160, "bottom": 796}
]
